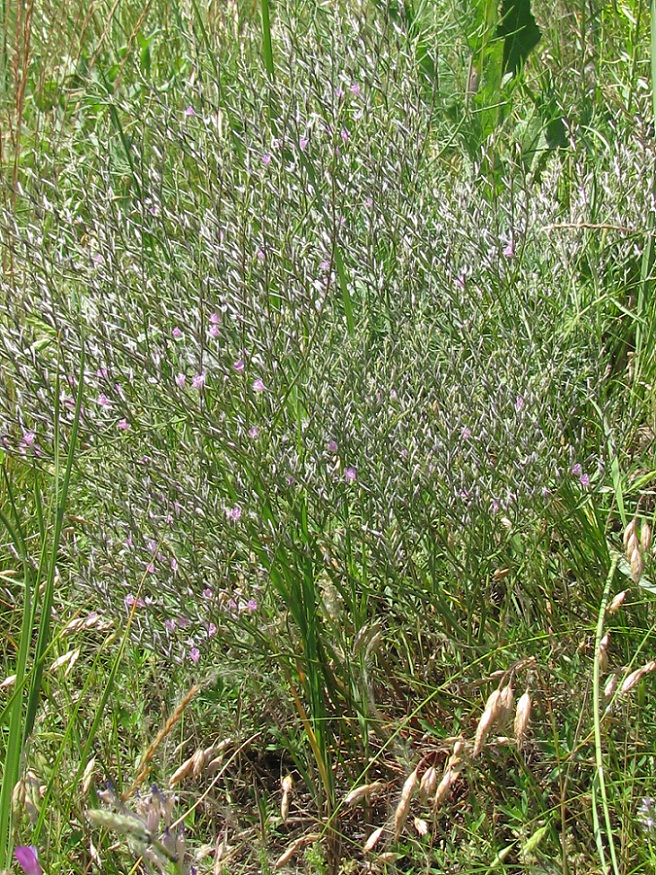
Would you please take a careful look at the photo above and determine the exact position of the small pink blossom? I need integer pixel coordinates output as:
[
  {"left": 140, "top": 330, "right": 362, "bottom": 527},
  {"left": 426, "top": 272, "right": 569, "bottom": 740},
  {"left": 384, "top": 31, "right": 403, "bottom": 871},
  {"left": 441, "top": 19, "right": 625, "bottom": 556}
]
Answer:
[
  {"left": 183, "top": 106, "right": 196, "bottom": 116},
  {"left": 502, "top": 239, "right": 515, "bottom": 258},
  {"left": 189, "top": 646, "right": 200, "bottom": 663},
  {"left": 300, "top": 136, "right": 309, "bottom": 150},
  {"left": 580, "top": 473, "right": 590, "bottom": 488},
  {"left": 209, "top": 323, "right": 220, "bottom": 337},
  {"left": 191, "top": 372, "right": 206, "bottom": 389},
  {"left": 365, "top": 196, "right": 373, "bottom": 207},
  {"left": 117, "top": 418, "right": 130, "bottom": 430},
  {"left": 22, "top": 431, "right": 36, "bottom": 446},
  {"left": 124, "top": 594, "right": 145, "bottom": 609},
  {"left": 253, "top": 377, "right": 266, "bottom": 392},
  {"left": 175, "top": 373, "right": 186, "bottom": 388},
  {"left": 233, "top": 359, "right": 245, "bottom": 372},
  {"left": 246, "top": 598, "right": 258, "bottom": 612},
  {"left": 148, "top": 204, "right": 159, "bottom": 216},
  {"left": 350, "top": 82, "right": 361, "bottom": 95},
  {"left": 170, "top": 557, "right": 178, "bottom": 573},
  {"left": 97, "top": 393, "right": 111, "bottom": 407},
  {"left": 256, "top": 248, "right": 266, "bottom": 261},
  {"left": 146, "top": 562, "right": 155, "bottom": 574},
  {"left": 14, "top": 846, "right": 42, "bottom": 875},
  {"left": 177, "top": 615, "right": 191, "bottom": 628},
  {"left": 335, "top": 86, "right": 344, "bottom": 99},
  {"left": 461, "top": 426, "right": 472, "bottom": 440},
  {"left": 515, "top": 395, "right": 524, "bottom": 412},
  {"left": 165, "top": 618, "right": 176, "bottom": 632},
  {"left": 340, "top": 128, "right": 349, "bottom": 143},
  {"left": 572, "top": 463, "right": 582, "bottom": 477},
  {"left": 172, "top": 326, "right": 183, "bottom": 339},
  {"left": 226, "top": 505, "right": 242, "bottom": 521},
  {"left": 327, "top": 439, "right": 338, "bottom": 453},
  {"left": 455, "top": 273, "right": 466, "bottom": 290},
  {"left": 262, "top": 153, "right": 272, "bottom": 166},
  {"left": 210, "top": 311, "right": 220, "bottom": 324},
  {"left": 344, "top": 467, "right": 357, "bottom": 482},
  {"left": 208, "top": 622, "right": 217, "bottom": 637},
  {"left": 248, "top": 426, "right": 260, "bottom": 438},
  {"left": 202, "top": 587, "right": 213, "bottom": 599}
]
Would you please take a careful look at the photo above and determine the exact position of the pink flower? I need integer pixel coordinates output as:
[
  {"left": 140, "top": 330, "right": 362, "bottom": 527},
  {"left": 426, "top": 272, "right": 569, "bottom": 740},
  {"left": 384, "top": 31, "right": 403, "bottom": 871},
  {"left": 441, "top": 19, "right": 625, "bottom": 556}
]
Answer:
[
  {"left": 300, "top": 136, "right": 309, "bottom": 150},
  {"left": 233, "top": 359, "right": 245, "bottom": 372},
  {"left": 340, "top": 128, "right": 349, "bottom": 143},
  {"left": 248, "top": 426, "right": 260, "bottom": 438},
  {"left": 262, "top": 153, "right": 272, "bottom": 166},
  {"left": 175, "top": 373, "right": 186, "bottom": 388},
  {"left": 189, "top": 647, "right": 200, "bottom": 663},
  {"left": 97, "top": 393, "right": 111, "bottom": 407},
  {"left": 455, "top": 273, "right": 466, "bottom": 290},
  {"left": 184, "top": 106, "right": 196, "bottom": 116},
  {"left": 124, "top": 594, "right": 145, "bottom": 609},
  {"left": 209, "top": 323, "right": 220, "bottom": 337},
  {"left": 208, "top": 622, "right": 217, "bottom": 637},
  {"left": 350, "top": 82, "right": 361, "bottom": 95},
  {"left": 146, "top": 562, "right": 155, "bottom": 574},
  {"left": 335, "top": 86, "right": 344, "bottom": 99},
  {"left": 170, "top": 557, "right": 178, "bottom": 573},
  {"left": 202, "top": 588, "right": 213, "bottom": 599},
  {"left": 461, "top": 426, "right": 472, "bottom": 440},
  {"left": 365, "top": 196, "right": 373, "bottom": 207},
  {"left": 192, "top": 372, "right": 206, "bottom": 389},
  {"left": 344, "top": 467, "right": 357, "bottom": 482},
  {"left": 246, "top": 599, "right": 258, "bottom": 612},
  {"left": 327, "top": 439, "right": 338, "bottom": 453},
  {"left": 148, "top": 204, "right": 159, "bottom": 216},
  {"left": 515, "top": 395, "right": 524, "bottom": 412},
  {"left": 172, "top": 326, "right": 183, "bottom": 339},
  {"left": 210, "top": 311, "right": 220, "bottom": 324},
  {"left": 226, "top": 505, "right": 242, "bottom": 521},
  {"left": 22, "top": 431, "right": 36, "bottom": 446},
  {"left": 580, "top": 473, "right": 590, "bottom": 488},
  {"left": 165, "top": 618, "right": 176, "bottom": 632},
  {"left": 14, "top": 846, "right": 42, "bottom": 875},
  {"left": 117, "top": 418, "right": 129, "bottom": 430},
  {"left": 502, "top": 240, "right": 515, "bottom": 258},
  {"left": 572, "top": 463, "right": 582, "bottom": 477},
  {"left": 256, "top": 248, "right": 266, "bottom": 261},
  {"left": 253, "top": 378, "right": 266, "bottom": 392}
]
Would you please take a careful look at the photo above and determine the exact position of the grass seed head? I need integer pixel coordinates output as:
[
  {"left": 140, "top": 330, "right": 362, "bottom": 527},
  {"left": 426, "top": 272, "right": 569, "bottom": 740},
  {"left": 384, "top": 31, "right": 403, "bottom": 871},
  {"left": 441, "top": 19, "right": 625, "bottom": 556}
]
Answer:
[
  {"left": 419, "top": 766, "right": 437, "bottom": 804},
  {"left": 620, "top": 660, "right": 656, "bottom": 695},
  {"left": 641, "top": 522, "right": 652, "bottom": 554},
  {"left": 597, "top": 633, "right": 610, "bottom": 672},
  {"left": 363, "top": 826, "right": 385, "bottom": 853},
  {"left": 497, "top": 683, "right": 514, "bottom": 729},
  {"left": 393, "top": 767, "right": 418, "bottom": 840},
  {"left": 474, "top": 688, "right": 502, "bottom": 756},
  {"left": 624, "top": 518, "right": 637, "bottom": 551},
  {"left": 432, "top": 768, "right": 458, "bottom": 812},
  {"left": 607, "top": 591, "right": 627, "bottom": 616},
  {"left": 604, "top": 673, "right": 617, "bottom": 701},
  {"left": 344, "top": 781, "right": 383, "bottom": 806},
  {"left": 514, "top": 691, "right": 532, "bottom": 747}
]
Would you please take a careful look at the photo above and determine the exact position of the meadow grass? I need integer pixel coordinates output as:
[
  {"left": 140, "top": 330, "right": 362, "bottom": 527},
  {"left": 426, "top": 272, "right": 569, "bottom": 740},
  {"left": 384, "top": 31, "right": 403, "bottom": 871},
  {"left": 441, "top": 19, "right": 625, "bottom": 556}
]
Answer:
[{"left": 2, "top": 0, "right": 656, "bottom": 873}]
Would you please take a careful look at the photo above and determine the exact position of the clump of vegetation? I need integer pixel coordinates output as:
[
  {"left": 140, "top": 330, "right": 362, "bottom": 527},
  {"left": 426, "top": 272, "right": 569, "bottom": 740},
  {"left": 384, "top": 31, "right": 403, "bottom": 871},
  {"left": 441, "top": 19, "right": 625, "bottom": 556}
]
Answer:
[{"left": 2, "top": 0, "right": 656, "bottom": 873}]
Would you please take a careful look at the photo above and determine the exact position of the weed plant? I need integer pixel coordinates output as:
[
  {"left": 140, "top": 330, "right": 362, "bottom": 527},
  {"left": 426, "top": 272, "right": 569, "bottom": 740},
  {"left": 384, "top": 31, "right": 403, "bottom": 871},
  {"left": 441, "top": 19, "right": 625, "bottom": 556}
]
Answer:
[{"left": 2, "top": 1, "right": 656, "bottom": 873}]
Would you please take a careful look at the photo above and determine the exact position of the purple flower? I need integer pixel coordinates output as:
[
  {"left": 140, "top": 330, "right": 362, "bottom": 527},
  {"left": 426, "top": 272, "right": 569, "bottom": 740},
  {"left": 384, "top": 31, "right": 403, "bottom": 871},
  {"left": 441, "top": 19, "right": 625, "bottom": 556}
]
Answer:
[
  {"left": 148, "top": 204, "right": 159, "bottom": 216},
  {"left": 327, "top": 439, "right": 338, "bottom": 453},
  {"left": 233, "top": 359, "right": 245, "bottom": 372},
  {"left": 300, "top": 136, "right": 309, "bottom": 150},
  {"left": 461, "top": 426, "right": 472, "bottom": 441},
  {"left": 256, "top": 248, "right": 266, "bottom": 261},
  {"left": 226, "top": 505, "right": 242, "bottom": 521},
  {"left": 262, "top": 153, "right": 272, "bottom": 166},
  {"left": 22, "top": 431, "right": 36, "bottom": 446},
  {"left": 124, "top": 594, "right": 145, "bottom": 609},
  {"left": 580, "top": 473, "right": 590, "bottom": 488},
  {"left": 246, "top": 598, "right": 258, "bottom": 612},
  {"left": 248, "top": 426, "right": 260, "bottom": 439},
  {"left": 170, "top": 557, "right": 179, "bottom": 573},
  {"left": 202, "top": 587, "right": 213, "bottom": 599},
  {"left": 502, "top": 239, "right": 515, "bottom": 259},
  {"left": 364, "top": 196, "right": 373, "bottom": 208},
  {"left": 183, "top": 106, "right": 196, "bottom": 117},
  {"left": 14, "top": 846, "right": 42, "bottom": 875},
  {"left": 165, "top": 618, "right": 176, "bottom": 632},
  {"left": 515, "top": 395, "right": 525, "bottom": 412},
  {"left": 340, "top": 128, "right": 349, "bottom": 144},
  {"left": 189, "top": 647, "right": 200, "bottom": 663},
  {"left": 210, "top": 311, "right": 220, "bottom": 324},
  {"left": 350, "top": 82, "right": 361, "bottom": 95},
  {"left": 146, "top": 562, "right": 155, "bottom": 574},
  {"left": 117, "top": 418, "right": 130, "bottom": 430},
  {"left": 455, "top": 273, "right": 466, "bottom": 290},
  {"left": 208, "top": 622, "right": 217, "bottom": 637},
  {"left": 335, "top": 86, "right": 344, "bottom": 99},
  {"left": 97, "top": 393, "right": 111, "bottom": 407},
  {"left": 344, "top": 467, "right": 357, "bottom": 482},
  {"left": 320, "top": 259, "right": 331, "bottom": 272},
  {"left": 175, "top": 373, "right": 186, "bottom": 388},
  {"left": 572, "top": 463, "right": 582, "bottom": 477},
  {"left": 191, "top": 372, "right": 206, "bottom": 389},
  {"left": 253, "top": 378, "right": 266, "bottom": 392},
  {"left": 209, "top": 324, "right": 220, "bottom": 337},
  {"left": 172, "top": 326, "right": 183, "bottom": 339}
]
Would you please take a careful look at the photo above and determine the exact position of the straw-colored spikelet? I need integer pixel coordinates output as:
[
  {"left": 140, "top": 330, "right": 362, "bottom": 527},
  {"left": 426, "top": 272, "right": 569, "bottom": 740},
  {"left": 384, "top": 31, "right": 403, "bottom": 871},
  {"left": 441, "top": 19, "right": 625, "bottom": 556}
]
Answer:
[
  {"left": 432, "top": 768, "right": 455, "bottom": 812},
  {"left": 474, "top": 688, "right": 502, "bottom": 756},
  {"left": 624, "top": 519, "right": 644, "bottom": 583},
  {"left": 514, "top": 691, "right": 531, "bottom": 747},
  {"left": 363, "top": 825, "right": 385, "bottom": 853},
  {"left": 419, "top": 766, "right": 437, "bottom": 805},
  {"left": 623, "top": 518, "right": 637, "bottom": 550},
  {"left": 604, "top": 673, "right": 617, "bottom": 701},
  {"left": 641, "top": 522, "right": 652, "bottom": 554},
  {"left": 620, "top": 660, "right": 656, "bottom": 695},
  {"left": 274, "top": 833, "right": 321, "bottom": 869},
  {"left": 344, "top": 781, "right": 383, "bottom": 807},
  {"left": 393, "top": 767, "right": 419, "bottom": 840},
  {"left": 280, "top": 775, "right": 294, "bottom": 823},
  {"left": 81, "top": 758, "right": 96, "bottom": 798},
  {"left": 607, "top": 591, "right": 627, "bottom": 616},
  {"left": 597, "top": 633, "right": 610, "bottom": 672},
  {"left": 497, "top": 684, "right": 514, "bottom": 729},
  {"left": 414, "top": 817, "right": 429, "bottom": 836}
]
